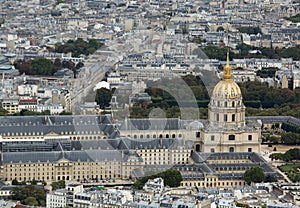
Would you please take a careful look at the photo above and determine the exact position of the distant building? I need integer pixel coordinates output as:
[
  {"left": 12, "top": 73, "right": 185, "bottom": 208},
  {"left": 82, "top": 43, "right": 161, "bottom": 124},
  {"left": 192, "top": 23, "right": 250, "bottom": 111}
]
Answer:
[
  {"left": 46, "top": 189, "right": 67, "bottom": 208},
  {"left": 143, "top": 177, "right": 164, "bottom": 193},
  {"left": 1, "top": 98, "right": 19, "bottom": 114},
  {"left": 129, "top": 92, "right": 151, "bottom": 106}
]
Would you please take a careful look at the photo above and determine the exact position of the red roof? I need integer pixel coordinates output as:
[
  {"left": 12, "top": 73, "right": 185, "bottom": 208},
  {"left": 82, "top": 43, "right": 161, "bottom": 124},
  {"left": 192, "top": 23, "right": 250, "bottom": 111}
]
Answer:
[
  {"left": 14, "top": 205, "right": 28, "bottom": 208},
  {"left": 19, "top": 99, "right": 37, "bottom": 103}
]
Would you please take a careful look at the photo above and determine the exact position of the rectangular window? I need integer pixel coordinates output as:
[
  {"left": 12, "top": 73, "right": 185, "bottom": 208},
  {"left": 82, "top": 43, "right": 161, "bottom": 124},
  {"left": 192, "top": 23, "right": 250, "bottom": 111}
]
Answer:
[
  {"left": 224, "top": 114, "right": 227, "bottom": 122},
  {"left": 248, "top": 148, "right": 252, "bottom": 152},
  {"left": 229, "top": 135, "right": 235, "bottom": 140},
  {"left": 248, "top": 135, "right": 252, "bottom": 141},
  {"left": 211, "top": 135, "right": 215, "bottom": 141},
  {"left": 196, "top": 132, "right": 200, "bottom": 138}
]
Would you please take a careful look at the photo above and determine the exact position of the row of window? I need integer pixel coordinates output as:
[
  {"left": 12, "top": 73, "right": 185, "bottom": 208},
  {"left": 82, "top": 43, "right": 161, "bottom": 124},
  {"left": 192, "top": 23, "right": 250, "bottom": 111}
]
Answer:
[
  {"left": 132, "top": 133, "right": 183, "bottom": 139},
  {"left": 209, "top": 135, "right": 252, "bottom": 141},
  {"left": 216, "top": 113, "right": 238, "bottom": 122},
  {"left": 210, "top": 147, "right": 252, "bottom": 153},
  {"left": 182, "top": 180, "right": 245, "bottom": 187},
  {"left": 215, "top": 100, "right": 241, "bottom": 108}
]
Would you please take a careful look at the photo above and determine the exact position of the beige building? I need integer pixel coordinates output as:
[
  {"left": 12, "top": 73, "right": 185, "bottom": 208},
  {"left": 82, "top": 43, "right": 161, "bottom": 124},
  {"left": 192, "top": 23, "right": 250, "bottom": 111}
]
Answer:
[
  {"left": 177, "top": 152, "right": 284, "bottom": 189},
  {"left": 1, "top": 98, "right": 19, "bottom": 114},
  {"left": 1, "top": 137, "right": 192, "bottom": 183},
  {"left": 197, "top": 54, "right": 261, "bottom": 153}
]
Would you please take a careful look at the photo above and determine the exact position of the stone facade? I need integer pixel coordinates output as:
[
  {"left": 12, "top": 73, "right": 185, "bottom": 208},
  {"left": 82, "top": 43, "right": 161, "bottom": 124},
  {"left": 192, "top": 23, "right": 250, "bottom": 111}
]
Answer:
[{"left": 198, "top": 54, "right": 261, "bottom": 153}]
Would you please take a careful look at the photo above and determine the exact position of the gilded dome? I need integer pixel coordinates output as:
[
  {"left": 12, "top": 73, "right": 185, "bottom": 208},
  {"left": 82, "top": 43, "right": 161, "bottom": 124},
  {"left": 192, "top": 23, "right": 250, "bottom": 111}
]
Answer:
[
  {"left": 211, "top": 51, "right": 242, "bottom": 99},
  {"left": 212, "top": 79, "right": 242, "bottom": 99}
]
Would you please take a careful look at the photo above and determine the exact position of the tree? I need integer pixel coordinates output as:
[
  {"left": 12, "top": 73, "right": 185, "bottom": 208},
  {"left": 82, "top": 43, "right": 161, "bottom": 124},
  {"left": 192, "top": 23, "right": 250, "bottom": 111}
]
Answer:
[
  {"left": 11, "top": 185, "right": 46, "bottom": 206},
  {"left": 95, "top": 88, "right": 112, "bottom": 109},
  {"left": 244, "top": 166, "right": 265, "bottom": 185},
  {"left": 31, "top": 178, "right": 38, "bottom": 185},
  {"left": 24, "top": 196, "right": 39, "bottom": 206},
  {"left": 158, "top": 169, "right": 182, "bottom": 187},
  {"left": 12, "top": 179, "right": 19, "bottom": 185},
  {"left": 133, "top": 169, "right": 182, "bottom": 189},
  {"left": 281, "top": 132, "right": 300, "bottom": 145},
  {"left": 59, "top": 111, "right": 72, "bottom": 115},
  {"left": 53, "top": 58, "right": 62, "bottom": 71},
  {"left": 76, "top": 62, "right": 84, "bottom": 69},
  {"left": 285, "top": 13, "right": 300, "bottom": 23},
  {"left": 51, "top": 180, "right": 66, "bottom": 191},
  {"left": 30, "top": 58, "right": 55, "bottom": 76},
  {"left": 62, "top": 60, "right": 75, "bottom": 70},
  {"left": 202, "top": 45, "right": 235, "bottom": 61},
  {"left": 264, "top": 174, "right": 277, "bottom": 183}
]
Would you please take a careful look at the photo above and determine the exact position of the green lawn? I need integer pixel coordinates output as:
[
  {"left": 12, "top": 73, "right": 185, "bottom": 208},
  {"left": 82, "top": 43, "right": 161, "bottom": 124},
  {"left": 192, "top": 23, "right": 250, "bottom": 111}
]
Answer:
[
  {"left": 279, "top": 164, "right": 300, "bottom": 172},
  {"left": 279, "top": 164, "right": 300, "bottom": 182}
]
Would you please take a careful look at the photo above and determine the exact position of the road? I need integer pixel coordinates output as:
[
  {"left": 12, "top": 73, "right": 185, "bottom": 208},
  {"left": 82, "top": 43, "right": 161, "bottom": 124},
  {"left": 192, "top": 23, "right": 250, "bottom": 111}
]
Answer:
[{"left": 70, "top": 31, "right": 158, "bottom": 114}]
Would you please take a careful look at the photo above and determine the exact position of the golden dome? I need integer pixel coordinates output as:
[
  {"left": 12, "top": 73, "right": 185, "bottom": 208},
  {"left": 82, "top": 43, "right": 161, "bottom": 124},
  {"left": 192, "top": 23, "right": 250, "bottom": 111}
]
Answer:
[
  {"left": 212, "top": 79, "right": 242, "bottom": 99},
  {"left": 211, "top": 51, "right": 242, "bottom": 99}
]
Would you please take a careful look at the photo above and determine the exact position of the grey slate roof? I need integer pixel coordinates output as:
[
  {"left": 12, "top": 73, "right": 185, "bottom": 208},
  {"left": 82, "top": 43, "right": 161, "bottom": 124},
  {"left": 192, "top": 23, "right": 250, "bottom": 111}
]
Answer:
[
  {"left": 0, "top": 115, "right": 119, "bottom": 139},
  {"left": 3, "top": 152, "right": 63, "bottom": 163},
  {"left": 3, "top": 150, "right": 125, "bottom": 163},
  {"left": 118, "top": 118, "right": 181, "bottom": 131}
]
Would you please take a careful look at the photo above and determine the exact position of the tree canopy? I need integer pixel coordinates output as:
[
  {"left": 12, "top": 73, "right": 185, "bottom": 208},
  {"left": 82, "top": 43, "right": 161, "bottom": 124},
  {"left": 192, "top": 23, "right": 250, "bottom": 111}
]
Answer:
[
  {"left": 51, "top": 180, "right": 66, "bottom": 191},
  {"left": 285, "top": 13, "right": 300, "bottom": 23},
  {"left": 270, "top": 148, "right": 300, "bottom": 162},
  {"left": 244, "top": 166, "right": 265, "bottom": 185},
  {"left": 202, "top": 45, "right": 235, "bottom": 61},
  {"left": 11, "top": 185, "right": 46, "bottom": 206},
  {"left": 95, "top": 88, "right": 112, "bottom": 109},
  {"left": 133, "top": 169, "right": 182, "bottom": 189},
  {"left": 14, "top": 58, "right": 76, "bottom": 76},
  {"left": 54, "top": 38, "right": 104, "bottom": 57}
]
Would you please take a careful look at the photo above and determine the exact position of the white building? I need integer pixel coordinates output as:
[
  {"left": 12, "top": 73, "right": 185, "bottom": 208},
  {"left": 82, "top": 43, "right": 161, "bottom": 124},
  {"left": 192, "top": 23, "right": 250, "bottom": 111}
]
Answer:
[
  {"left": 36, "top": 104, "right": 65, "bottom": 115},
  {"left": 107, "top": 72, "right": 122, "bottom": 85},
  {"left": 143, "top": 177, "right": 164, "bottom": 193},
  {"left": 46, "top": 189, "right": 67, "bottom": 208},
  {"left": 17, "top": 84, "right": 38, "bottom": 96},
  {"left": 73, "top": 192, "right": 97, "bottom": 207}
]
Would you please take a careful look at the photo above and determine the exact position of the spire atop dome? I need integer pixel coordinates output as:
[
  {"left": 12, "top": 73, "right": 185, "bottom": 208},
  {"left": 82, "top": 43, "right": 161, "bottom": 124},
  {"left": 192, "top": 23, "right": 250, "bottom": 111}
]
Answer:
[{"left": 223, "top": 50, "right": 232, "bottom": 80}]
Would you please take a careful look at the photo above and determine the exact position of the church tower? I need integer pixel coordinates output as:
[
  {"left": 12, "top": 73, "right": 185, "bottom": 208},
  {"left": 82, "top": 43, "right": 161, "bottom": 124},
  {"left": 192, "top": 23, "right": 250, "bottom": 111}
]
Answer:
[
  {"left": 199, "top": 53, "right": 261, "bottom": 153},
  {"left": 208, "top": 53, "right": 245, "bottom": 129}
]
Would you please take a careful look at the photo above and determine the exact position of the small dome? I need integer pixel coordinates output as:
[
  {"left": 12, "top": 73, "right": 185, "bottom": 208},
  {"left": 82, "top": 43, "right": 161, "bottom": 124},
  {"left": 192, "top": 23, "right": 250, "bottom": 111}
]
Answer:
[{"left": 212, "top": 79, "right": 242, "bottom": 99}]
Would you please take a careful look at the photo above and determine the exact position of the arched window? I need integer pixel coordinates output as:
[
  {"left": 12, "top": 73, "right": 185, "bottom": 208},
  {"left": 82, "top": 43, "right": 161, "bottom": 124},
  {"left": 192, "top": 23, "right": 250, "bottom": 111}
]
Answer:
[
  {"left": 229, "top": 147, "right": 234, "bottom": 152},
  {"left": 225, "top": 101, "right": 227, "bottom": 107},
  {"left": 232, "top": 101, "right": 235, "bottom": 107},
  {"left": 232, "top": 114, "right": 235, "bottom": 122},
  {"left": 224, "top": 114, "right": 228, "bottom": 122}
]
